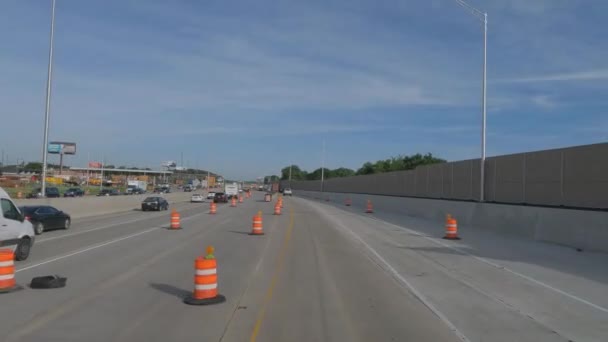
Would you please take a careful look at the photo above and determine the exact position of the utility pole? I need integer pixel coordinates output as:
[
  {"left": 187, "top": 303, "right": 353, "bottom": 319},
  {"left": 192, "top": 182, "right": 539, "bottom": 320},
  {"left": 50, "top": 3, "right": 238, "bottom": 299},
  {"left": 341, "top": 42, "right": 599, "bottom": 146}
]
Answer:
[
  {"left": 454, "top": 0, "right": 487, "bottom": 202},
  {"left": 99, "top": 156, "right": 105, "bottom": 191},
  {"left": 41, "top": 0, "right": 56, "bottom": 198},
  {"left": 321, "top": 140, "right": 325, "bottom": 192}
]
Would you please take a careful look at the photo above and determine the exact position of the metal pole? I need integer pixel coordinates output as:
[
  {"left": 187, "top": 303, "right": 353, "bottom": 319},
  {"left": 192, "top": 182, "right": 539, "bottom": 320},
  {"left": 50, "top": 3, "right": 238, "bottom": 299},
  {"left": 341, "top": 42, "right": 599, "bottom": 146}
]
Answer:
[
  {"left": 320, "top": 140, "right": 325, "bottom": 192},
  {"left": 41, "top": 0, "right": 56, "bottom": 198},
  {"left": 86, "top": 153, "right": 90, "bottom": 189},
  {"left": 480, "top": 12, "right": 487, "bottom": 202},
  {"left": 100, "top": 156, "right": 104, "bottom": 191},
  {"left": 289, "top": 164, "right": 292, "bottom": 183}
]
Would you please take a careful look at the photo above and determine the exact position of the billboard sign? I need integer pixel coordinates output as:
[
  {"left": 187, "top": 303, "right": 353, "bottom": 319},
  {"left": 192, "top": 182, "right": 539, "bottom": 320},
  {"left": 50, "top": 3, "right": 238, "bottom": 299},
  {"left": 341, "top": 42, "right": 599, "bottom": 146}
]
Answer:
[
  {"left": 48, "top": 141, "right": 77, "bottom": 155},
  {"left": 162, "top": 161, "right": 176, "bottom": 168},
  {"left": 88, "top": 162, "right": 102, "bottom": 168},
  {"left": 48, "top": 143, "right": 61, "bottom": 153}
]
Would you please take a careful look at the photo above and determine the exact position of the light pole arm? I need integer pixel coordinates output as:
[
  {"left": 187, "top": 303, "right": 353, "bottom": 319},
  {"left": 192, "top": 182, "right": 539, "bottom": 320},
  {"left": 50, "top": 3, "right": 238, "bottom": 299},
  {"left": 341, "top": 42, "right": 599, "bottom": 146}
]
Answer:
[{"left": 454, "top": 0, "right": 486, "bottom": 22}]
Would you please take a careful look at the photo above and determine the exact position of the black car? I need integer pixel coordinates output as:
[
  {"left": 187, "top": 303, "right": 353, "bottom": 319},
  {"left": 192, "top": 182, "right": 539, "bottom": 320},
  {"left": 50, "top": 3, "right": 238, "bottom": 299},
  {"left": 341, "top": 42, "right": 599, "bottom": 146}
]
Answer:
[
  {"left": 213, "top": 192, "right": 228, "bottom": 203},
  {"left": 154, "top": 187, "right": 171, "bottom": 194},
  {"left": 26, "top": 187, "right": 61, "bottom": 198},
  {"left": 141, "top": 196, "right": 169, "bottom": 211},
  {"left": 131, "top": 188, "right": 146, "bottom": 195},
  {"left": 97, "top": 189, "right": 120, "bottom": 196},
  {"left": 64, "top": 187, "right": 85, "bottom": 197},
  {"left": 20, "top": 205, "right": 71, "bottom": 235}
]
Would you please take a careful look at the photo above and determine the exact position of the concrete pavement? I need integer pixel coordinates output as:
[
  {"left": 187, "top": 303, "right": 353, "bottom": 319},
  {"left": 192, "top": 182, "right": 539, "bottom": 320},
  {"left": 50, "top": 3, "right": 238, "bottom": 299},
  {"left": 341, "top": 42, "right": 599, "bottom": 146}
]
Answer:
[
  {"left": 4, "top": 192, "right": 605, "bottom": 341},
  {"left": 297, "top": 194, "right": 608, "bottom": 342}
]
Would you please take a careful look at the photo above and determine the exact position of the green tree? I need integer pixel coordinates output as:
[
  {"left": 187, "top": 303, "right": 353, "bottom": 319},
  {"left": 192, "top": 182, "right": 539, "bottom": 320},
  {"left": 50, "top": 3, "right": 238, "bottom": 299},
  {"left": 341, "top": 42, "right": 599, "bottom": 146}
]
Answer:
[
  {"left": 356, "top": 162, "right": 375, "bottom": 175},
  {"left": 280, "top": 165, "right": 307, "bottom": 180},
  {"left": 328, "top": 167, "right": 355, "bottom": 178},
  {"left": 24, "top": 162, "right": 43, "bottom": 172},
  {"left": 306, "top": 168, "right": 331, "bottom": 180}
]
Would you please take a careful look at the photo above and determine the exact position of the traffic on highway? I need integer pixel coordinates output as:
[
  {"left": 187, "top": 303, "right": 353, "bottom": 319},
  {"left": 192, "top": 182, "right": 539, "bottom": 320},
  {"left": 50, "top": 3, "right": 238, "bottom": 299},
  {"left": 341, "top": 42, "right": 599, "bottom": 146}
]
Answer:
[{"left": 2, "top": 1, "right": 608, "bottom": 341}]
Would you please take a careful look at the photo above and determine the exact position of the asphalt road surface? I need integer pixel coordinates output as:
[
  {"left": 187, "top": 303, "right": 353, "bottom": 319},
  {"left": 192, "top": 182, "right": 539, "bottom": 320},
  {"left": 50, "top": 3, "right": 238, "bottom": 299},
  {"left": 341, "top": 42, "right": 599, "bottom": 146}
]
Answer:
[{"left": 1, "top": 192, "right": 607, "bottom": 342}]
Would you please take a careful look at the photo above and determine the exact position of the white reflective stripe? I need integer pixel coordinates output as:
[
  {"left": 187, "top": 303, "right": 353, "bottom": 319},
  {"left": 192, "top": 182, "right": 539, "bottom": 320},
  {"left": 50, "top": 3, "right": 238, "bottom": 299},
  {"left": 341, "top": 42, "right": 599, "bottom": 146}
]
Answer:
[
  {"left": 0, "top": 261, "right": 14, "bottom": 267},
  {"left": 0, "top": 274, "right": 15, "bottom": 280},
  {"left": 446, "top": 224, "right": 457, "bottom": 228},
  {"left": 196, "top": 268, "right": 217, "bottom": 276},
  {"left": 195, "top": 283, "right": 217, "bottom": 290}
]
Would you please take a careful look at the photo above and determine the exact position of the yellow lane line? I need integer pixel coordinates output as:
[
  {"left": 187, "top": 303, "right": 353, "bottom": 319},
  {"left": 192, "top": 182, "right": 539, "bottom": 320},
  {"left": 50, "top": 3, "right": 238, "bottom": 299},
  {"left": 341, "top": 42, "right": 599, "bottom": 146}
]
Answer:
[{"left": 249, "top": 208, "right": 294, "bottom": 342}]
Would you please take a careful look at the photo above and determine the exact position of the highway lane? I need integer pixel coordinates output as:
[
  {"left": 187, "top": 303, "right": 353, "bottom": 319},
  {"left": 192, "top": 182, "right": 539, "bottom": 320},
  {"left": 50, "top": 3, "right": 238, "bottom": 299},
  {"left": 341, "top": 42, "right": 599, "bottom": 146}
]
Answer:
[
  {"left": 1, "top": 193, "right": 464, "bottom": 342},
  {"left": 296, "top": 194, "right": 608, "bottom": 342}
]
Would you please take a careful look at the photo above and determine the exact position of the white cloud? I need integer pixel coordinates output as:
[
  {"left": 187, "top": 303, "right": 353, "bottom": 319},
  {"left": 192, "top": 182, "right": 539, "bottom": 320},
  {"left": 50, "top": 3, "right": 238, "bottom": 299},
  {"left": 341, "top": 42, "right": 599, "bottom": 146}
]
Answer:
[
  {"left": 495, "top": 69, "right": 608, "bottom": 83},
  {"left": 530, "top": 95, "right": 557, "bottom": 109}
]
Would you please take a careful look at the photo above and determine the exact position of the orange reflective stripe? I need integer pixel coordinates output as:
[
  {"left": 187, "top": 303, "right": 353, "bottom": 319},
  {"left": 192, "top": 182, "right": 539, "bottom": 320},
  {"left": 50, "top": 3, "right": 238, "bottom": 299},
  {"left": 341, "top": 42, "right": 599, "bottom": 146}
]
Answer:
[
  {"left": 195, "top": 274, "right": 218, "bottom": 285},
  {"left": 194, "top": 289, "right": 218, "bottom": 299},
  {"left": 0, "top": 266, "right": 15, "bottom": 275}
]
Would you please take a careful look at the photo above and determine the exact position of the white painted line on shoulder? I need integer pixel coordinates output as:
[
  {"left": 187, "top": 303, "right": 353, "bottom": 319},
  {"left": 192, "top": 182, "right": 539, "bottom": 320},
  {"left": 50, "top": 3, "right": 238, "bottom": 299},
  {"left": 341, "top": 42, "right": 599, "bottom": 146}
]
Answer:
[
  {"left": 313, "top": 203, "right": 471, "bottom": 342},
  {"left": 360, "top": 214, "right": 608, "bottom": 315},
  {"left": 36, "top": 216, "right": 161, "bottom": 244},
  {"left": 16, "top": 227, "right": 160, "bottom": 273},
  {"left": 37, "top": 208, "right": 204, "bottom": 244},
  {"left": 297, "top": 196, "right": 608, "bottom": 315}
]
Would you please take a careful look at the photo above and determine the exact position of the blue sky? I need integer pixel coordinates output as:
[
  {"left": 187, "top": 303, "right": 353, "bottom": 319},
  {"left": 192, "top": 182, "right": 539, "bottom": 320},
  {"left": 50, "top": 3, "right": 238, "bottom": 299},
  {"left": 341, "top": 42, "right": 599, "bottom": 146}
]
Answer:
[{"left": 1, "top": 0, "right": 606, "bottom": 180}]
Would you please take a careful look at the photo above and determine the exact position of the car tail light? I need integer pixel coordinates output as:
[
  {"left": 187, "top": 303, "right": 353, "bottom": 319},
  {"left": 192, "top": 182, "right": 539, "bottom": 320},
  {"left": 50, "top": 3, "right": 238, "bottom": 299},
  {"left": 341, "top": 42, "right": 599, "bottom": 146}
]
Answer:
[{"left": 25, "top": 216, "right": 31, "bottom": 221}]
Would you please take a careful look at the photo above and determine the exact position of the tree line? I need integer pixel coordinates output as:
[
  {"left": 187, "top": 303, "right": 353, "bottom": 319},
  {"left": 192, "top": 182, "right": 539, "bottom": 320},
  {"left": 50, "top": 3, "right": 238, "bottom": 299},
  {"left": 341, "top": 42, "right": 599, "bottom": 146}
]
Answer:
[{"left": 280, "top": 153, "right": 445, "bottom": 181}]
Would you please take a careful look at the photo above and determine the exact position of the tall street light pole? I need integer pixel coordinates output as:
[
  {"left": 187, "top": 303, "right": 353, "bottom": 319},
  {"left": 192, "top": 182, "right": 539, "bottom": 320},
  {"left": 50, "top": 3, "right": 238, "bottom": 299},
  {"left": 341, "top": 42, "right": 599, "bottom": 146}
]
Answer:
[
  {"left": 41, "top": 0, "right": 57, "bottom": 198},
  {"left": 455, "top": 0, "right": 487, "bottom": 202},
  {"left": 320, "top": 140, "right": 325, "bottom": 192}
]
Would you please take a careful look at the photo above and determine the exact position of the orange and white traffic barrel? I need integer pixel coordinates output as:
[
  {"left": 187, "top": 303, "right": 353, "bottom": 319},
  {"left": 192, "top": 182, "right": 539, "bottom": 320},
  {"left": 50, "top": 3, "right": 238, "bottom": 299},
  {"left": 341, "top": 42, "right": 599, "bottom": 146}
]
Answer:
[
  {"left": 443, "top": 216, "right": 460, "bottom": 240},
  {"left": 209, "top": 202, "right": 217, "bottom": 215},
  {"left": 365, "top": 200, "right": 374, "bottom": 213},
  {"left": 250, "top": 213, "right": 264, "bottom": 235},
  {"left": 0, "top": 249, "right": 19, "bottom": 293},
  {"left": 239, "top": 195, "right": 243, "bottom": 203},
  {"left": 231, "top": 197, "right": 237, "bottom": 207},
  {"left": 170, "top": 209, "right": 181, "bottom": 230},
  {"left": 184, "top": 246, "right": 226, "bottom": 305},
  {"left": 274, "top": 202, "right": 282, "bottom": 215}
]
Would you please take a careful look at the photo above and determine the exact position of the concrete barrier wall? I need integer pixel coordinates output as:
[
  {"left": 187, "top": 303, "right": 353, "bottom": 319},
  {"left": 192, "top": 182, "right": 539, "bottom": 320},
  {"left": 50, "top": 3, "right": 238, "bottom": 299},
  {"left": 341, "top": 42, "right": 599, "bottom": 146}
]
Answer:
[
  {"left": 15, "top": 192, "right": 193, "bottom": 219},
  {"left": 295, "top": 190, "right": 608, "bottom": 253},
  {"left": 289, "top": 142, "right": 608, "bottom": 209}
]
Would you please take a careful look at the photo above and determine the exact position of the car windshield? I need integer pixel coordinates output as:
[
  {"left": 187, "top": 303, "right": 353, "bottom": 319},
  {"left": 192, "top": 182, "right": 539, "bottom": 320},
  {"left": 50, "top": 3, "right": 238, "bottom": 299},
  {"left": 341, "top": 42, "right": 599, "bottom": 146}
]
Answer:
[
  {"left": 19, "top": 206, "right": 38, "bottom": 215},
  {"left": 143, "top": 197, "right": 158, "bottom": 202}
]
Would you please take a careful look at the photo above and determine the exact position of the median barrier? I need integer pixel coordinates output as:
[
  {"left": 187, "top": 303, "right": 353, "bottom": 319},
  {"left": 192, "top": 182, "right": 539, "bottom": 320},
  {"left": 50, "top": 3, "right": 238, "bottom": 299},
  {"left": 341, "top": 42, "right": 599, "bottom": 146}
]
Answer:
[
  {"left": 14, "top": 192, "right": 192, "bottom": 219},
  {"left": 295, "top": 190, "right": 608, "bottom": 253}
]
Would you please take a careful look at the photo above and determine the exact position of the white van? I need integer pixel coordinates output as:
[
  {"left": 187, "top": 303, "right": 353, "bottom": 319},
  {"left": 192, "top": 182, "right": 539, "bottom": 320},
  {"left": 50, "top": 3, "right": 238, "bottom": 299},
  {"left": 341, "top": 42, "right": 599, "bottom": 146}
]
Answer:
[{"left": 0, "top": 187, "right": 35, "bottom": 260}]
